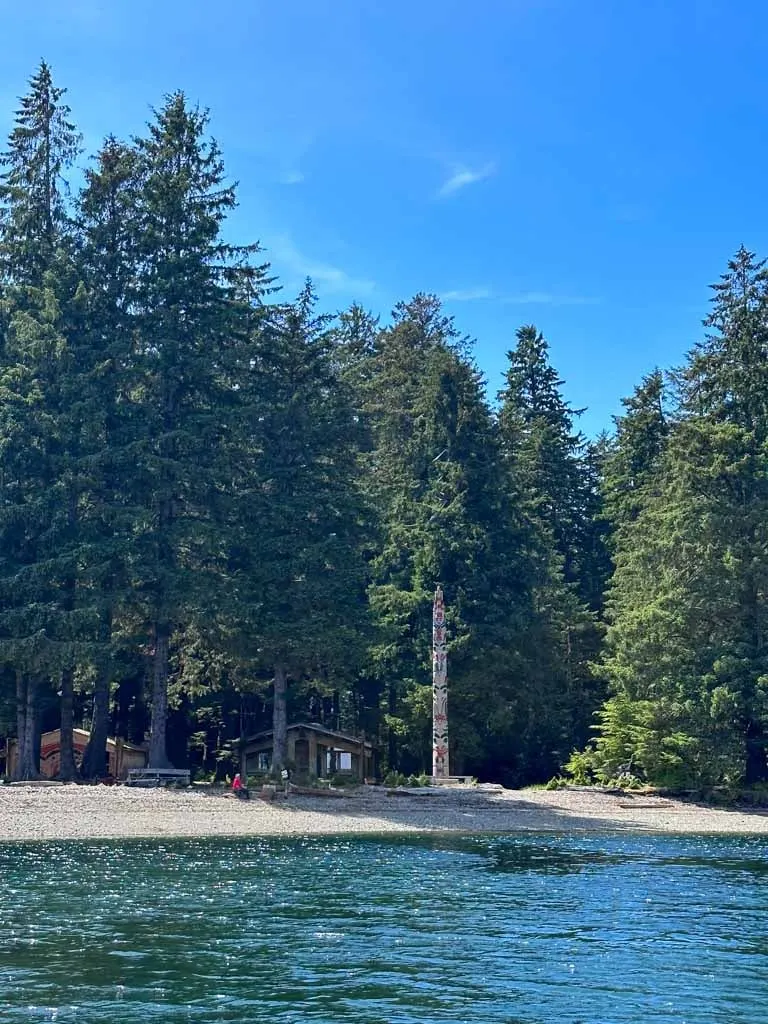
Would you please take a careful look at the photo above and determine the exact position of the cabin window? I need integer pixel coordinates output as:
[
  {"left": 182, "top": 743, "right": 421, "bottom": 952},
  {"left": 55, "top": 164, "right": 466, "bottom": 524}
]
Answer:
[
  {"left": 326, "top": 749, "right": 353, "bottom": 773},
  {"left": 257, "top": 752, "right": 271, "bottom": 771}
]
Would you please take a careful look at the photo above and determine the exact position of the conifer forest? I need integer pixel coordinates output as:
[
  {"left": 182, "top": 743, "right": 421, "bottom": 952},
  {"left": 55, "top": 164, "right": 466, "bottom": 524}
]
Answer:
[{"left": 3, "top": 63, "right": 768, "bottom": 794}]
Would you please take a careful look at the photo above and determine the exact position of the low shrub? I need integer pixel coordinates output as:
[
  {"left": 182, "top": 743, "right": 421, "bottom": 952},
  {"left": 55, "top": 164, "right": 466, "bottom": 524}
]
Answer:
[
  {"left": 383, "top": 770, "right": 409, "bottom": 787},
  {"left": 329, "top": 773, "right": 359, "bottom": 788}
]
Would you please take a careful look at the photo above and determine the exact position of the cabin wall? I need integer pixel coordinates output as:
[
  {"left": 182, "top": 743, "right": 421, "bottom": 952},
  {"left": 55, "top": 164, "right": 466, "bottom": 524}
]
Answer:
[
  {"left": 110, "top": 742, "right": 148, "bottom": 780},
  {"left": 4, "top": 731, "right": 147, "bottom": 780},
  {"left": 243, "top": 728, "right": 376, "bottom": 782}
]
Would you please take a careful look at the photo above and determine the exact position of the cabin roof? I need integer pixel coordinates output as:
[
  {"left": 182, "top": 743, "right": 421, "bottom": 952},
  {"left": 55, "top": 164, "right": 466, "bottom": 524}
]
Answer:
[
  {"left": 243, "top": 721, "right": 374, "bottom": 749},
  {"left": 37, "top": 727, "right": 146, "bottom": 754}
]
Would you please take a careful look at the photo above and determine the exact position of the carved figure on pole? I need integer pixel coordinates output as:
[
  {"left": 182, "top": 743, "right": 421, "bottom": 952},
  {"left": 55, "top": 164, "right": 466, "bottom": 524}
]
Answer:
[{"left": 432, "top": 585, "right": 449, "bottom": 779}]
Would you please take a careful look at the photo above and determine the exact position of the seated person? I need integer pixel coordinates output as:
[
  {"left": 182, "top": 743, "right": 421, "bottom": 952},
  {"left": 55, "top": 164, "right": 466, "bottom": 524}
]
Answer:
[{"left": 232, "top": 772, "right": 250, "bottom": 800}]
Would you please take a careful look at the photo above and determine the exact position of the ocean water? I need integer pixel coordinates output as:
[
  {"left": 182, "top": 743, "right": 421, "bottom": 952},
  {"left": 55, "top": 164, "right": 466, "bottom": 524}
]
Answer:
[{"left": 1, "top": 831, "right": 768, "bottom": 1023}]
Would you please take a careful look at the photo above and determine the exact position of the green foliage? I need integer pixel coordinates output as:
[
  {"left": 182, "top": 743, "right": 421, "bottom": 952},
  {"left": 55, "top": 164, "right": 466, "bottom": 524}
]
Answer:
[
  {"left": 329, "top": 773, "right": 360, "bottom": 788},
  {"left": 583, "top": 247, "right": 768, "bottom": 792},
  {"left": 544, "top": 776, "right": 569, "bottom": 790},
  {"left": 496, "top": 323, "right": 607, "bottom": 775},
  {"left": 381, "top": 770, "right": 404, "bottom": 787},
  {"left": 351, "top": 295, "right": 548, "bottom": 782},
  {"left": 407, "top": 773, "right": 432, "bottom": 787},
  {"left": 562, "top": 748, "right": 596, "bottom": 786},
  {"left": 3, "top": 63, "right": 768, "bottom": 799},
  {"left": 602, "top": 369, "right": 669, "bottom": 534}
]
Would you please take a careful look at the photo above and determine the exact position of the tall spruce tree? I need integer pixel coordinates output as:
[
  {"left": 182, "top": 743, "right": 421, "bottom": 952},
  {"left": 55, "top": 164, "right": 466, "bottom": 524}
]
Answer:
[
  {"left": 602, "top": 370, "right": 669, "bottom": 534},
  {"left": 70, "top": 137, "right": 143, "bottom": 777},
  {"left": 0, "top": 62, "right": 82, "bottom": 780},
  {"left": 225, "top": 284, "right": 370, "bottom": 773},
  {"left": 127, "top": 94, "right": 268, "bottom": 767},
  {"left": 498, "top": 325, "right": 589, "bottom": 588},
  {"left": 497, "top": 324, "right": 603, "bottom": 763},
  {"left": 588, "top": 249, "right": 768, "bottom": 790},
  {"left": 357, "top": 296, "right": 538, "bottom": 780},
  {"left": 0, "top": 62, "right": 80, "bottom": 286}
]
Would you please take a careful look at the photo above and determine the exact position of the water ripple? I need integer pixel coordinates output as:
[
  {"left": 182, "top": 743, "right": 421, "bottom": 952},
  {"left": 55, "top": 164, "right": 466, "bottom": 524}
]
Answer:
[{"left": 1, "top": 833, "right": 767, "bottom": 1022}]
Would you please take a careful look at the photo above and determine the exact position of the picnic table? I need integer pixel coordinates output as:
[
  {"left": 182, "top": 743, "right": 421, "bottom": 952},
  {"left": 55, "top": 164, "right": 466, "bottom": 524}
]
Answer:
[{"left": 126, "top": 767, "right": 191, "bottom": 787}]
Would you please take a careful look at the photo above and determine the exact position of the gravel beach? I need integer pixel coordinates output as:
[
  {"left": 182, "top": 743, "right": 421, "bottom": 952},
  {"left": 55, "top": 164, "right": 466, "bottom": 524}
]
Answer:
[{"left": 2, "top": 783, "right": 768, "bottom": 841}]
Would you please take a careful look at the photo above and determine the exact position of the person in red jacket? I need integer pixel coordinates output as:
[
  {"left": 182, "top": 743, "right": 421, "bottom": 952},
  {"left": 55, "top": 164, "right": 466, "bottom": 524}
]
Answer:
[{"left": 232, "top": 773, "right": 250, "bottom": 800}]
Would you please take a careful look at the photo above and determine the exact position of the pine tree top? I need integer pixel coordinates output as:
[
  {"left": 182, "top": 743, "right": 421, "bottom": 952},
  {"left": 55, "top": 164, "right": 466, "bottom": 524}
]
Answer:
[{"left": 0, "top": 60, "right": 81, "bottom": 287}]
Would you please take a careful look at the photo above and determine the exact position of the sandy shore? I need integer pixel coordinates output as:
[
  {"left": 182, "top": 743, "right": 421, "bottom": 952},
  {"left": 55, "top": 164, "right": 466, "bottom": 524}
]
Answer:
[{"left": 2, "top": 783, "right": 768, "bottom": 842}]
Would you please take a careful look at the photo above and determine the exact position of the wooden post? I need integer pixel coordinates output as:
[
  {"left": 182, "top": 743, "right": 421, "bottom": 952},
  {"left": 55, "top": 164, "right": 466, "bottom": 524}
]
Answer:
[{"left": 432, "top": 585, "right": 449, "bottom": 779}]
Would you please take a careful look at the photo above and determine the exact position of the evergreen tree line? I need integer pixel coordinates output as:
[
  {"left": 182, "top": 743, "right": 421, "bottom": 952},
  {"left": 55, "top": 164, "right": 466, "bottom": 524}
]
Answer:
[
  {"left": 1, "top": 64, "right": 764, "bottom": 794},
  {"left": 572, "top": 245, "right": 768, "bottom": 794}
]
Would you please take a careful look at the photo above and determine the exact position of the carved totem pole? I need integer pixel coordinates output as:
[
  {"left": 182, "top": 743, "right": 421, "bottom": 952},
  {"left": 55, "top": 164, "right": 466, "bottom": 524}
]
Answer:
[{"left": 432, "top": 585, "right": 449, "bottom": 779}]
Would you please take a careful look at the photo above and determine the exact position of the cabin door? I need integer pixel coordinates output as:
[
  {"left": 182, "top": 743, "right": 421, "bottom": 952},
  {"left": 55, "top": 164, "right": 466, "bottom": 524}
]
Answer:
[{"left": 294, "top": 738, "right": 309, "bottom": 776}]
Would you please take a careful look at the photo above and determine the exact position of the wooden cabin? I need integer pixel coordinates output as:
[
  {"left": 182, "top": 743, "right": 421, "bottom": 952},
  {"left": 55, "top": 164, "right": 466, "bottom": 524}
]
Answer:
[
  {"left": 5, "top": 728, "right": 147, "bottom": 780},
  {"left": 243, "top": 722, "right": 376, "bottom": 782}
]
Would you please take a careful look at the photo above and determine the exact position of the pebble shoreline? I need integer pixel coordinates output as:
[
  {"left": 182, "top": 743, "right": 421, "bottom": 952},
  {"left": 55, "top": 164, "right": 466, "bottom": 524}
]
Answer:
[{"left": 1, "top": 784, "right": 768, "bottom": 841}]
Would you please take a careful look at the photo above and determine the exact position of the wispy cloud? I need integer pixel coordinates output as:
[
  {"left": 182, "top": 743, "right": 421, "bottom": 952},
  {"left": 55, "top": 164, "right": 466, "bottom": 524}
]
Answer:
[
  {"left": 268, "top": 234, "right": 375, "bottom": 296},
  {"left": 502, "top": 292, "right": 599, "bottom": 306},
  {"left": 437, "top": 162, "right": 496, "bottom": 198},
  {"left": 441, "top": 287, "right": 493, "bottom": 302},
  {"left": 441, "top": 287, "right": 599, "bottom": 306},
  {"left": 279, "top": 170, "right": 305, "bottom": 185}
]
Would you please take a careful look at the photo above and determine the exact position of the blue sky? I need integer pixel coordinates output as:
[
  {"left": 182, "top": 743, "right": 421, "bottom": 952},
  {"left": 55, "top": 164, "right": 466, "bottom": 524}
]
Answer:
[{"left": 2, "top": 0, "right": 767, "bottom": 433}]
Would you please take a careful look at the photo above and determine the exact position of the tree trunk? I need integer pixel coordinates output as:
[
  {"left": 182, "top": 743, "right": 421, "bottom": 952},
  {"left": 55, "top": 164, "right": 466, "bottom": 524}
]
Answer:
[
  {"left": 82, "top": 662, "right": 111, "bottom": 779},
  {"left": 13, "top": 672, "right": 26, "bottom": 781},
  {"left": 32, "top": 709, "right": 42, "bottom": 774},
  {"left": 239, "top": 697, "right": 247, "bottom": 778},
  {"left": 148, "top": 622, "right": 173, "bottom": 768},
  {"left": 58, "top": 490, "right": 79, "bottom": 782},
  {"left": 15, "top": 678, "right": 40, "bottom": 780},
  {"left": 387, "top": 680, "right": 398, "bottom": 771},
  {"left": 745, "top": 576, "right": 766, "bottom": 783},
  {"left": 58, "top": 666, "right": 77, "bottom": 780},
  {"left": 272, "top": 663, "right": 288, "bottom": 774}
]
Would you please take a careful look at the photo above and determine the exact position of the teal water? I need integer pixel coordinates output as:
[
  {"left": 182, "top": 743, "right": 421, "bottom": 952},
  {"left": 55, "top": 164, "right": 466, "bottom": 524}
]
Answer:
[{"left": 2, "top": 833, "right": 768, "bottom": 1023}]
